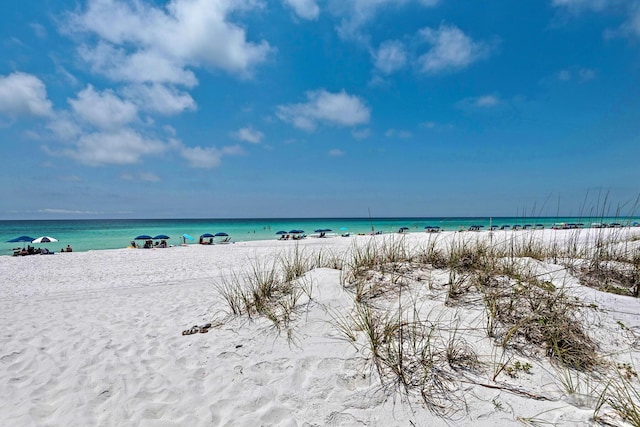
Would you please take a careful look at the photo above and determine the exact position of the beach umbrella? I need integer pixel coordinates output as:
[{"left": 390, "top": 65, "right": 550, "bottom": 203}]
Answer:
[
  {"left": 314, "top": 229, "right": 325, "bottom": 233},
  {"left": 289, "top": 229, "right": 304, "bottom": 234},
  {"left": 7, "top": 235, "right": 35, "bottom": 249},
  {"left": 214, "top": 232, "right": 229, "bottom": 237},
  {"left": 276, "top": 231, "right": 288, "bottom": 235},
  {"left": 182, "top": 234, "right": 194, "bottom": 241},
  {"left": 135, "top": 235, "right": 153, "bottom": 240},
  {"left": 200, "top": 233, "right": 215, "bottom": 238},
  {"left": 153, "top": 235, "right": 170, "bottom": 240},
  {"left": 32, "top": 236, "right": 58, "bottom": 243},
  {"left": 7, "top": 236, "right": 35, "bottom": 243}
]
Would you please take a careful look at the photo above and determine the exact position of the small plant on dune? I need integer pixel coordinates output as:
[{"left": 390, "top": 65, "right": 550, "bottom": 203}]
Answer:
[
  {"left": 215, "top": 271, "right": 250, "bottom": 316},
  {"left": 336, "top": 293, "right": 476, "bottom": 418},
  {"left": 280, "top": 244, "right": 312, "bottom": 283},
  {"left": 477, "top": 268, "right": 599, "bottom": 371},
  {"left": 595, "top": 373, "right": 640, "bottom": 427},
  {"left": 215, "top": 256, "right": 307, "bottom": 334}
]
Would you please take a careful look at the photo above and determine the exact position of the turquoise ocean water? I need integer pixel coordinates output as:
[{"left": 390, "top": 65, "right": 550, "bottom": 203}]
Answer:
[{"left": 2, "top": 216, "right": 639, "bottom": 255}]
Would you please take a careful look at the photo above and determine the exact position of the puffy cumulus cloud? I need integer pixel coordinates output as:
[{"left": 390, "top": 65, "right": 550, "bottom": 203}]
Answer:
[
  {"left": 69, "top": 85, "right": 138, "bottom": 129},
  {"left": 284, "top": 0, "right": 320, "bottom": 20},
  {"left": 62, "top": 128, "right": 169, "bottom": 165},
  {"left": 276, "top": 89, "right": 370, "bottom": 131},
  {"left": 374, "top": 40, "right": 407, "bottom": 75},
  {"left": 418, "top": 24, "right": 494, "bottom": 74},
  {"left": 335, "top": 0, "right": 439, "bottom": 42},
  {"left": 122, "top": 84, "right": 196, "bottom": 115},
  {"left": 78, "top": 41, "right": 199, "bottom": 87},
  {"left": 232, "top": 126, "right": 264, "bottom": 144},
  {"left": 0, "top": 72, "right": 53, "bottom": 117},
  {"left": 180, "top": 144, "right": 244, "bottom": 168},
  {"left": 68, "top": 0, "right": 272, "bottom": 85}
]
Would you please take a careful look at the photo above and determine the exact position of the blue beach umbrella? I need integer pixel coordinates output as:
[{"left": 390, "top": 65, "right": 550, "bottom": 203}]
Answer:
[
  {"left": 7, "top": 235, "right": 35, "bottom": 243},
  {"left": 7, "top": 235, "right": 35, "bottom": 249},
  {"left": 200, "top": 233, "right": 215, "bottom": 238},
  {"left": 135, "top": 235, "right": 153, "bottom": 240},
  {"left": 153, "top": 235, "right": 170, "bottom": 240},
  {"left": 182, "top": 234, "right": 194, "bottom": 241},
  {"left": 214, "top": 232, "right": 229, "bottom": 237},
  {"left": 276, "top": 231, "right": 288, "bottom": 235}
]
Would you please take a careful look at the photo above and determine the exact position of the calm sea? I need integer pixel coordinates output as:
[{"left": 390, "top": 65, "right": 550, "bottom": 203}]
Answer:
[{"left": 2, "top": 217, "right": 639, "bottom": 255}]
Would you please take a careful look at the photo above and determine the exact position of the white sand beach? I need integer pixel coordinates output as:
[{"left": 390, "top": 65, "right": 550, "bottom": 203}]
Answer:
[{"left": 2, "top": 229, "right": 640, "bottom": 426}]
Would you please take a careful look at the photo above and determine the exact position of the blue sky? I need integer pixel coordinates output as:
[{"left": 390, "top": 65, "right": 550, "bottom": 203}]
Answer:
[{"left": 1, "top": 0, "right": 639, "bottom": 219}]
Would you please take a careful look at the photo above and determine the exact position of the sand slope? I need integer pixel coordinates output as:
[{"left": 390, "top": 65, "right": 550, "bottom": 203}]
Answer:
[{"left": 1, "top": 232, "right": 640, "bottom": 426}]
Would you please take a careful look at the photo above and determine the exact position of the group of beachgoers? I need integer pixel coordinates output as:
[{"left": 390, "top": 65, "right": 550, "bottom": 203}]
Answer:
[
  {"left": 13, "top": 244, "right": 72, "bottom": 256},
  {"left": 130, "top": 239, "right": 168, "bottom": 249},
  {"left": 278, "top": 233, "right": 306, "bottom": 240}
]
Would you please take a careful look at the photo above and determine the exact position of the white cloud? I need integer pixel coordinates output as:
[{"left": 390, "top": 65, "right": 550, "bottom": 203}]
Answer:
[
  {"left": 180, "top": 144, "right": 244, "bottom": 168},
  {"left": 277, "top": 89, "right": 370, "bottom": 131},
  {"left": 63, "top": 128, "right": 169, "bottom": 165},
  {"left": 30, "top": 23, "right": 48, "bottom": 39},
  {"left": 47, "top": 113, "right": 82, "bottom": 140},
  {"left": 122, "top": 84, "right": 196, "bottom": 115},
  {"left": 69, "top": 85, "right": 138, "bottom": 129},
  {"left": 351, "top": 128, "right": 371, "bottom": 140},
  {"left": 39, "top": 208, "right": 102, "bottom": 215},
  {"left": 0, "top": 72, "right": 53, "bottom": 117},
  {"left": 78, "top": 42, "right": 199, "bottom": 87},
  {"left": 555, "top": 67, "right": 596, "bottom": 82},
  {"left": 328, "top": 148, "right": 344, "bottom": 156},
  {"left": 57, "top": 175, "right": 82, "bottom": 182},
  {"left": 418, "top": 24, "right": 493, "bottom": 74},
  {"left": 284, "top": 0, "right": 320, "bottom": 20},
  {"left": 335, "top": 0, "right": 439, "bottom": 42},
  {"left": 616, "top": 2, "right": 640, "bottom": 38},
  {"left": 474, "top": 95, "right": 500, "bottom": 107},
  {"left": 557, "top": 69, "right": 572, "bottom": 81},
  {"left": 456, "top": 94, "right": 502, "bottom": 110},
  {"left": 139, "top": 172, "right": 161, "bottom": 182},
  {"left": 68, "top": 0, "right": 272, "bottom": 85},
  {"left": 552, "top": 0, "right": 640, "bottom": 39},
  {"left": 385, "top": 128, "right": 412, "bottom": 138},
  {"left": 551, "top": 0, "right": 609, "bottom": 12},
  {"left": 232, "top": 126, "right": 264, "bottom": 144},
  {"left": 374, "top": 40, "right": 407, "bottom": 75}
]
